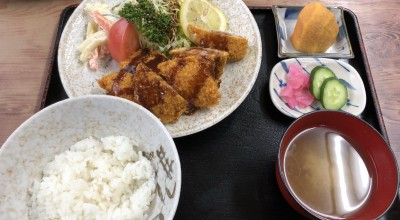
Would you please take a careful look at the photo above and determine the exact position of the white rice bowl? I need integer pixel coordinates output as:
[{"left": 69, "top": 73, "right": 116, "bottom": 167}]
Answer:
[{"left": 0, "top": 95, "right": 181, "bottom": 220}]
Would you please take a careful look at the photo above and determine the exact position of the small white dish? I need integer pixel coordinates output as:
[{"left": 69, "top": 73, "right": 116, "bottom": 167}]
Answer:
[
  {"left": 269, "top": 58, "right": 366, "bottom": 118},
  {"left": 272, "top": 5, "right": 354, "bottom": 58},
  {"left": 57, "top": 0, "right": 262, "bottom": 138}
]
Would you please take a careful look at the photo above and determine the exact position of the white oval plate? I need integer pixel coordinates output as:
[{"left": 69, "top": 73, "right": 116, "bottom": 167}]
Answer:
[
  {"left": 58, "top": 0, "right": 262, "bottom": 138},
  {"left": 269, "top": 58, "right": 366, "bottom": 118}
]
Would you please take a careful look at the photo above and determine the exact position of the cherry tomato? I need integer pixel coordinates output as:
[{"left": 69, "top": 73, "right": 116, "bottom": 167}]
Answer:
[{"left": 108, "top": 18, "right": 140, "bottom": 63}]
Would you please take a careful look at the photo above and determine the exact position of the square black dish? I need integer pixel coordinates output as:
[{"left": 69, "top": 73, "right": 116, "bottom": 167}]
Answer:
[{"left": 40, "top": 5, "right": 399, "bottom": 219}]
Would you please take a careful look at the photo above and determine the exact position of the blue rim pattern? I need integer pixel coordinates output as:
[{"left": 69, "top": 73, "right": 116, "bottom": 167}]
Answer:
[{"left": 269, "top": 58, "right": 366, "bottom": 118}]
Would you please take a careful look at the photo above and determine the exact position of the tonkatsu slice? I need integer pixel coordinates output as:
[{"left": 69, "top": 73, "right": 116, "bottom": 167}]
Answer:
[
  {"left": 187, "top": 24, "right": 248, "bottom": 61},
  {"left": 157, "top": 56, "right": 221, "bottom": 110},
  {"left": 169, "top": 47, "right": 229, "bottom": 82}
]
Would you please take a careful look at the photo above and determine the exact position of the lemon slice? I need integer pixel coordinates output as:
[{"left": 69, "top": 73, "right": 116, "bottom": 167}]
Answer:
[{"left": 180, "top": 0, "right": 227, "bottom": 38}]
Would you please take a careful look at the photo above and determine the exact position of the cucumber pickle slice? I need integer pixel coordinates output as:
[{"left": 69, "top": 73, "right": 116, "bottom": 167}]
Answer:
[
  {"left": 310, "top": 66, "right": 336, "bottom": 100},
  {"left": 320, "top": 78, "right": 348, "bottom": 110}
]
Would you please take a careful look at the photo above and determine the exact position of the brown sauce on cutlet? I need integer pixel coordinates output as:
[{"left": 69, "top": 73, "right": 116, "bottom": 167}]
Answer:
[
  {"left": 163, "top": 59, "right": 186, "bottom": 85},
  {"left": 121, "top": 49, "right": 151, "bottom": 74},
  {"left": 113, "top": 50, "right": 150, "bottom": 95},
  {"left": 179, "top": 49, "right": 220, "bottom": 80},
  {"left": 113, "top": 49, "right": 167, "bottom": 97},
  {"left": 214, "top": 57, "right": 221, "bottom": 72},
  {"left": 186, "top": 104, "right": 197, "bottom": 115},
  {"left": 163, "top": 58, "right": 214, "bottom": 105},
  {"left": 122, "top": 65, "right": 136, "bottom": 74},
  {"left": 178, "top": 59, "right": 186, "bottom": 69},
  {"left": 200, "top": 55, "right": 218, "bottom": 80},
  {"left": 180, "top": 49, "right": 218, "bottom": 79},
  {"left": 190, "top": 60, "right": 213, "bottom": 102},
  {"left": 114, "top": 87, "right": 135, "bottom": 97},
  {"left": 129, "top": 49, "right": 150, "bottom": 66},
  {"left": 135, "top": 67, "right": 167, "bottom": 109},
  {"left": 111, "top": 72, "right": 126, "bottom": 96},
  {"left": 109, "top": 72, "right": 136, "bottom": 97},
  {"left": 145, "top": 53, "right": 167, "bottom": 72},
  {"left": 123, "top": 48, "right": 166, "bottom": 73},
  {"left": 200, "top": 34, "right": 228, "bottom": 51}
]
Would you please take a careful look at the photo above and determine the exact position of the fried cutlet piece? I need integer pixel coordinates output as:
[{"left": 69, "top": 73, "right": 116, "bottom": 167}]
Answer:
[
  {"left": 157, "top": 56, "right": 221, "bottom": 109},
  {"left": 120, "top": 48, "right": 168, "bottom": 73},
  {"left": 97, "top": 66, "right": 188, "bottom": 123},
  {"left": 132, "top": 64, "right": 189, "bottom": 123},
  {"left": 169, "top": 47, "right": 229, "bottom": 83},
  {"left": 97, "top": 72, "right": 136, "bottom": 101},
  {"left": 187, "top": 24, "right": 248, "bottom": 61}
]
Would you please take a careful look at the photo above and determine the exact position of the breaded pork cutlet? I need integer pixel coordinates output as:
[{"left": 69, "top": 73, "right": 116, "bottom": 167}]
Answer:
[
  {"left": 120, "top": 48, "right": 168, "bottom": 73},
  {"left": 98, "top": 72, "right": 135, "bottom": 101},
  {"left": 169, "top": 47, "right": 229, "bottom": 84},
  {"left": 157, "top": 56, "right": 221, "bottom": 110},
  {"left": 97, "top": 65, "right": 188, "bottom": 124},
  {"left": 98, "top": 48, "right": 168, "bottom": 99},
  {"left": 132, "top": 64, "right": 188, "bottom": 123},
  {"left": 187, "top": 24, "right": 248, "bottom": 61}
]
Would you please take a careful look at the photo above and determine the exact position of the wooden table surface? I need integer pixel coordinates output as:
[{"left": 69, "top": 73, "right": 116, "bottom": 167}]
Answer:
[{"left": 0, "top": 0, "right": 399, "bottom": 161}]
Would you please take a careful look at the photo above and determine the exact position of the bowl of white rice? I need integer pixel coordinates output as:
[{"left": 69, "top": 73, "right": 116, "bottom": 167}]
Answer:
[{"left": 0, "top": 95, "right": 181, "bottom": 220}]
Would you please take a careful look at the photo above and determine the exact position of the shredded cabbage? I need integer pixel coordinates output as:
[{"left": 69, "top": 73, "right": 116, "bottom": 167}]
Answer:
[{"left": 116, "top": 0, "right": 192, "bottom": 53}]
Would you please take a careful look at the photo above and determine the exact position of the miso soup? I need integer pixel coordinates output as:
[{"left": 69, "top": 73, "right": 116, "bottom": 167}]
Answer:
[{"left": 284, "top": 127, "right": 371, "bottom": 217}]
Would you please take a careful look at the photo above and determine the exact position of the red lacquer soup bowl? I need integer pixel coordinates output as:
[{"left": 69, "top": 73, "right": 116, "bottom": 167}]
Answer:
[{"left": 276, "top": 111, "right": 399, "bottom": 219}]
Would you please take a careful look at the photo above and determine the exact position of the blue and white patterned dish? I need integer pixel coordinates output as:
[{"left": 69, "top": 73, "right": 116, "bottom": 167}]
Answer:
[
  {"left": 272, "top": 5, "right": 354, "bottom": 58},
  {"left": 269, "top": 58, "right": 366, "bottom": 118}
]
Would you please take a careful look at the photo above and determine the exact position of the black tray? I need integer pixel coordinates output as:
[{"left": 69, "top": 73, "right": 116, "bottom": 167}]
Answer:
[{"left": 41, "top": 5, "right": 400, "bottom": 219}]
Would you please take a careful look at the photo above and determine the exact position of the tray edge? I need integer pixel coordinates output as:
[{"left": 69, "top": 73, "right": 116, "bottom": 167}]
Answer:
[
  {"left": 342, "top": 8, "right": 389, "bottom": 144},
  {"left": 38, "top": 4, "right": 79, "bottom": 111}
]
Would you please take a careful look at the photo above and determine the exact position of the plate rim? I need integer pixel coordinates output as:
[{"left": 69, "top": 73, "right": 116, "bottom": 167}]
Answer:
[{"left": 57, "top": 1, "right": 87, "bottom": 98}]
